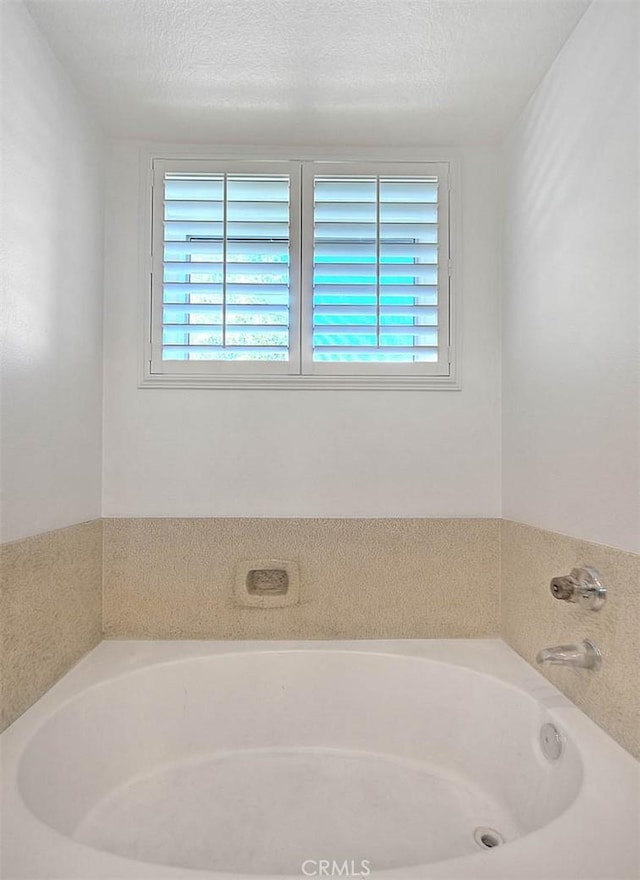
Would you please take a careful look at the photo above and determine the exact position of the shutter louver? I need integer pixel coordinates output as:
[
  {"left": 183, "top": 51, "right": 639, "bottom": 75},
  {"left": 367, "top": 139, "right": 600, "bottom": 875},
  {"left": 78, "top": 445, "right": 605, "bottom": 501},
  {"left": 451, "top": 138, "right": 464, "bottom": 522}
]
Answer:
[
  {"left": 160, "top": 169, "right": 294, "bottom": 366},
  {"left": 309, "top": 171, "right": 446, "bottom": 370}
]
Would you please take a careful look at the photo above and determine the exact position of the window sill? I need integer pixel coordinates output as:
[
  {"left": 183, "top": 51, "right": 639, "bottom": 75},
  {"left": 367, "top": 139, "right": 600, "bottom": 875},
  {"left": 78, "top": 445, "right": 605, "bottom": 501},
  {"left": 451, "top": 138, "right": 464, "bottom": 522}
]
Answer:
[{"left": 139, "top": 372, "right": 461, "bottom": 391}]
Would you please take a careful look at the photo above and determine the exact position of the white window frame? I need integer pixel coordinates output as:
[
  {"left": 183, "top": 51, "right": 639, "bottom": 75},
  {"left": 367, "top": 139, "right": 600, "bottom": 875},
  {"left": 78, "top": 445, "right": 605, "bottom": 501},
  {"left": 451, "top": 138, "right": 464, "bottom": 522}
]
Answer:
[{"left": 140, "top": 149, "right": 460, "bottom": 390}]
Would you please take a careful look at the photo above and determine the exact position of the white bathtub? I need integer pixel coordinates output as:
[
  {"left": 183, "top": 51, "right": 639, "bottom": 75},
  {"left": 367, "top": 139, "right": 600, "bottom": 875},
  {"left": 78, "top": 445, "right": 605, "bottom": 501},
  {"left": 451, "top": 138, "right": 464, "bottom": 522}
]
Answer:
[{"left": 1, "top": 639, "right": 638, "bottom": 879}]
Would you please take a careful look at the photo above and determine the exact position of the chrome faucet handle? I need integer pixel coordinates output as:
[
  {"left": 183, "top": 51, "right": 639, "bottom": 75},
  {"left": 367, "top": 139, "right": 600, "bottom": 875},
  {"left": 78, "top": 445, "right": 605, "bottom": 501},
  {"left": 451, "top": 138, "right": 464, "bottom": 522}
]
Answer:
[{"left": 549, "top": 566, "right": 606, "bottom": 611}]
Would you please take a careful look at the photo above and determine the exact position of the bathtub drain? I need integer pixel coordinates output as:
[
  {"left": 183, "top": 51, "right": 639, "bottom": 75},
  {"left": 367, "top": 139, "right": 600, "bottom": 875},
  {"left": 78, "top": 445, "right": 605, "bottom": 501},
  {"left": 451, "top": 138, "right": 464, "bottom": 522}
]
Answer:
[{"left": 473, "top": 827, "right": 504, "bottom": 849}]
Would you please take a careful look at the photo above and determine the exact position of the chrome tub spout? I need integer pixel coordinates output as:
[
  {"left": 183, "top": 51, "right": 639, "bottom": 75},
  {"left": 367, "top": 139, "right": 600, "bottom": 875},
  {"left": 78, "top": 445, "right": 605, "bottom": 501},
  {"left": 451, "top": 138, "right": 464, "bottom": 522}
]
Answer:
[{"left": 536, "top": 639, "right": 601, "bottom": 670}]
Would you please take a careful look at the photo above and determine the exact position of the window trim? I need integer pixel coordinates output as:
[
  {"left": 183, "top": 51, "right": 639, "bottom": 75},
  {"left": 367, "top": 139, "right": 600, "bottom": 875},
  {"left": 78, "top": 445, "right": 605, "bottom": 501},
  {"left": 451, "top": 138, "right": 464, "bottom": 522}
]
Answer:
[{"left": 138, "top": 147, "right": 461, "bottom": 390}]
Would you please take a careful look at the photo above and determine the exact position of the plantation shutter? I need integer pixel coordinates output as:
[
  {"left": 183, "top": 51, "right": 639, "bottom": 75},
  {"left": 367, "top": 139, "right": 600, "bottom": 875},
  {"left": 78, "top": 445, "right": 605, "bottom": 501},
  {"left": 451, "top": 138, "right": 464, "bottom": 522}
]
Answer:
[
  {"left": 151, "top": 160, "right": 301, "bottom": 375},
  {"left": 302, "top": 162, "right": 450, "bottom": 375},
  {"left": 147, "top": 158, "right": 453, "bottom": 386}
]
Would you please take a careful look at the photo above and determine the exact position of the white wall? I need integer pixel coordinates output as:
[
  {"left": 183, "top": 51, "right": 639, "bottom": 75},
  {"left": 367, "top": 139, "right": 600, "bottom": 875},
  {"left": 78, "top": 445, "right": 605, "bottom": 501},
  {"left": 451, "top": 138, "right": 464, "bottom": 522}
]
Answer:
[
  {"left": 103, "top": 144, "right": 501, "bottom": 518},
  {"left": 501, "top": 0, "right": 639, "bottom": 552},
  {"left": 0, "top": 1, "right": 105, "bottom": 543}
]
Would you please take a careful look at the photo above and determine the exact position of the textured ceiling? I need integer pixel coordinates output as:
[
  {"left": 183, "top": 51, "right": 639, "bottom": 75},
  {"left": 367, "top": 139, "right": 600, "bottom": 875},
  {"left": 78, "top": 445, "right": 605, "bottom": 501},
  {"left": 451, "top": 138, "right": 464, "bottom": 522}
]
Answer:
[{"left": 25, "top": 0, "right": 590, "bottom": 146}]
